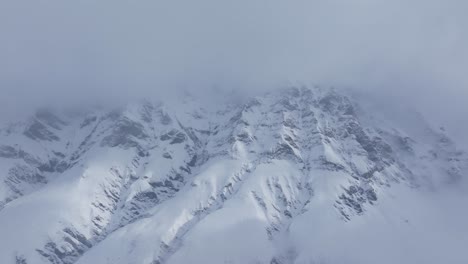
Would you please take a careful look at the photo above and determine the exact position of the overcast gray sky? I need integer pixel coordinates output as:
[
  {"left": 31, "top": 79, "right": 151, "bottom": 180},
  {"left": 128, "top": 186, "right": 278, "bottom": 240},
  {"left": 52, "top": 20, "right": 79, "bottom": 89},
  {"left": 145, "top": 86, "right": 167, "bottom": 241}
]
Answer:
[{"left": 0, "top": 0, "right": 467, "bottom": 146}]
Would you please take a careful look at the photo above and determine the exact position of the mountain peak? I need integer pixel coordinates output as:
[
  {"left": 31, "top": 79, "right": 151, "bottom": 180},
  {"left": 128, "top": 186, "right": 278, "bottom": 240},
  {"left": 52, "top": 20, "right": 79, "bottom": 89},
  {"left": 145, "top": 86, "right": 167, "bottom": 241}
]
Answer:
[{"left": 0, "top": 86, "right": 467, "bottom": 264}]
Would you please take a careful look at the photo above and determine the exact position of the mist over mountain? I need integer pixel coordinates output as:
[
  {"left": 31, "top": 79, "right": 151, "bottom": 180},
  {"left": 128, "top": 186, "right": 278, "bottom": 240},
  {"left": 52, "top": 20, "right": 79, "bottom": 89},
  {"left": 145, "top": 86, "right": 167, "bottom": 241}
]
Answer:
[
  {"left": 0, "top": 0, "right": 467, "bottom": 263},
  {"left": 1, "top": 0, "right": 467, "bottom": 147}
]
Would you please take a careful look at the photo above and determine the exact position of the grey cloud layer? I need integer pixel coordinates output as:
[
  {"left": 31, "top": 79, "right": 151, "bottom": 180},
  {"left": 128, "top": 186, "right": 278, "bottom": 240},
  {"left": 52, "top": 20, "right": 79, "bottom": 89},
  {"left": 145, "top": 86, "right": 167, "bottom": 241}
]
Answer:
[{"left": 0, "top": 0, "right": 467, "bottom": 145}]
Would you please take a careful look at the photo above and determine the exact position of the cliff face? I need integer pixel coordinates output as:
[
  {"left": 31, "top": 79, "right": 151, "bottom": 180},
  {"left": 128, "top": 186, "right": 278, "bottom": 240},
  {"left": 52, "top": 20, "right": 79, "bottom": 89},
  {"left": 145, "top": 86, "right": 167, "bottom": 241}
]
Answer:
[{"left": 0, "top": 86, "right": 467, "bottom": 264}]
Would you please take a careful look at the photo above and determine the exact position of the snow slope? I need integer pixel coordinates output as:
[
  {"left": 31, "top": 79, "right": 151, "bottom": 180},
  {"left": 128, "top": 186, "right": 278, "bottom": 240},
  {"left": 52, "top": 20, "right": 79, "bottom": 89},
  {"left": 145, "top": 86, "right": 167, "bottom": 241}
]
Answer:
[{"left": 0, "top": 86, "right": 467, "bottom": 264}]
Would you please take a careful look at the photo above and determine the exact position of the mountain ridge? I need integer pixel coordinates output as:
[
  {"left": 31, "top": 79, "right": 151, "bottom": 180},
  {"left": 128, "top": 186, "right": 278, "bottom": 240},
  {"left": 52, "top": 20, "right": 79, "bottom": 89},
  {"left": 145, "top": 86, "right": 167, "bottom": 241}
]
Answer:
[{"left": 0, "top": 86, "right": 467, "bottom": 264}]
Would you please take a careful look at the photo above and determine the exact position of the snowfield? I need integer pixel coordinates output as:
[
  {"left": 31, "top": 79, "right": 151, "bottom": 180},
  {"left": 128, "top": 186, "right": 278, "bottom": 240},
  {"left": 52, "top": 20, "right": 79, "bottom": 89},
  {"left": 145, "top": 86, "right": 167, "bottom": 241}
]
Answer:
[{"left": 0, "top": 86, "right": 467, "bottom": 264}]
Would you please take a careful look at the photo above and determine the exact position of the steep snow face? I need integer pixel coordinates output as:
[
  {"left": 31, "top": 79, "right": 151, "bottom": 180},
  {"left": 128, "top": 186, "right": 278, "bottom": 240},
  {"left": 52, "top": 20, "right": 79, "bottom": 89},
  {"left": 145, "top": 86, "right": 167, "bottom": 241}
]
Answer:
[{"left": 0, "top": 87, "right": 466, "bottom": 264}]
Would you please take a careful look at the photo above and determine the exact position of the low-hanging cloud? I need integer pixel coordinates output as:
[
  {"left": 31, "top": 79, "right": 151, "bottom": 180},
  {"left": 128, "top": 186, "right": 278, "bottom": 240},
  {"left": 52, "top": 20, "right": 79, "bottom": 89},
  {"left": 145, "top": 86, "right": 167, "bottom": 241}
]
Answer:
[{"left": 0, "top": 0, "right": 467, "bottom": 145}]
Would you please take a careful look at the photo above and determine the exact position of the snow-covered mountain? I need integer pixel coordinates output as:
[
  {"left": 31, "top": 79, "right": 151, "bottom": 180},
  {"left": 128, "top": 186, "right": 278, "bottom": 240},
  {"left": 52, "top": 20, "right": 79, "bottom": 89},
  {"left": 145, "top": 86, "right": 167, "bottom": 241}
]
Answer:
[{"left": 0, "top": 86, "right": 467, "bottom": 264}]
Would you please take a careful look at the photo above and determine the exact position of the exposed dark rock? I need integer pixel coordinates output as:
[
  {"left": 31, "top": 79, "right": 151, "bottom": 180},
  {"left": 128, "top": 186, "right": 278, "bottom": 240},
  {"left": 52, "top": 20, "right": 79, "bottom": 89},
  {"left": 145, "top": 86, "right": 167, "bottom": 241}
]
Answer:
[
  {"left": 52, "top": 151, "right": 66, "bottom": 159},
  {"left": 396, "top": 136, "right": 414, "bottom": 153},
  {"left": 157, "top": 110, "right": 172, "bottom": 125},
  {"left": 0, "top": 145, "right": 17, "bottom": 158},
  {"left": 283, "top": 135, "right": 299, "bottom": 150},
  {"left": 278, "top": 98, "right": 298, "bottom": 111},
  {"left": 160, "top": 129, "right": 186, "bottom": 144},
  {"left": 101, "top": 118, "right": 148, "bottom": 148},
  {"left": 343, "top": 104, "right": 355, "bottom": 116},
  {"left": 104, "top": 110, "right": 122, "bottom": 121},
  {"left": 346, "top": 121, "right": 394, "bottom": 164},
  {"left": 272, "top": 143, "right": 299, "bottom": 161},
  {"left": 319, "top": 93, "right": 342, "bottom": 113},
  {"left": 366, "top": 188, "right": 377, "bottom": 202},
  {"left": 137, "top": 149, "right": 149, "bottom": 157},
  {"left": 63, "top": 228, "right": 93, "bottom": 248},
  {"left": 23, "top": 120, "right": 60, "bottom": 142},
  {"left": 36, "top": 229, "right": 91, "bottom": 264},
  {"left": 235, "top": 131, "right": 253, "bottom": 143},
  {"left": 134, "top": 191, "right": 159, "bottom": 204},
  {"left": 6, "top": 165, "right": 47, "bottom": 190},
  {"left": 282, "top": 118, "right": 298, "bottom": 129},
  {"left": 35, "top": 109, "right": 67, "bottom": 130},
  {"left": 38, "top": 159, "right": 60, "bottom": 173},
  {"left": 339, "top": 193, "right": 363, "bottom": 214},
  {"left": 80, "top": 116, "right": 97, "bottom": 128},
  {"left": 229, "top": 111, "right": 249, "bottom": 126},
  {"left": 320, "top": 158, "right": 346, "bottom": 171},
  {"left": 169, "top": 171, "right": 184, "bottom": 182},
  {"left": 15, "top": 255, "right": 27, "bottom": 264},
  {"left": 245, "top": 98, "right": 261, "bottom": 109},
  {"left": 338, "top": 184, "right": 378, "bottom": 217},
  {"left": 140, "top": 102, "right": 154, "bottom": 123},
  {"left": 187, "top": 155, "right": 197, "bottom": 167}
]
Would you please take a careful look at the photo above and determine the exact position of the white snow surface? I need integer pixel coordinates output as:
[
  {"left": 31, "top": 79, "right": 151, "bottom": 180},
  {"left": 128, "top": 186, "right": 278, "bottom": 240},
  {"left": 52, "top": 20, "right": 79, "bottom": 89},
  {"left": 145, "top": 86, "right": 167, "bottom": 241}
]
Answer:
[{"left": 0, "top": 86, "right": 467, "bottom": 264}]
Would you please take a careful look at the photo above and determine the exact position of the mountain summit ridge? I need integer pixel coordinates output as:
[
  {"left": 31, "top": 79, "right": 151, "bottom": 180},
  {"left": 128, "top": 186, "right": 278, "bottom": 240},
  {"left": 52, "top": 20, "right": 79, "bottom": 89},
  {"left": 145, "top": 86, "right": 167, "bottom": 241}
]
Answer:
[{"left": 0, "top": 86, "right": 467, "bottom": 264}]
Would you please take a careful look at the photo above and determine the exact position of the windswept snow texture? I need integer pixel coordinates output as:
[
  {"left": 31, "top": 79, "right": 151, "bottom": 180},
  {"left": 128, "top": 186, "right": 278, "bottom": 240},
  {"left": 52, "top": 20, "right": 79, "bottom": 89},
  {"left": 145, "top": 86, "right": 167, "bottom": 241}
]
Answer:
[{"left": 0, "top": 87, "right": 467, "bottom": 264}]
